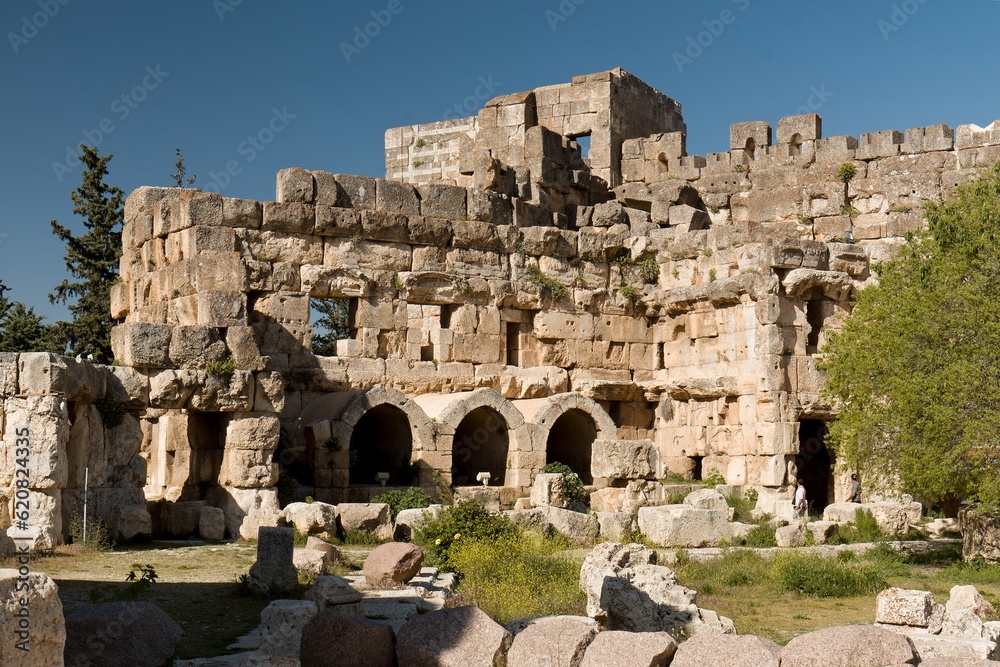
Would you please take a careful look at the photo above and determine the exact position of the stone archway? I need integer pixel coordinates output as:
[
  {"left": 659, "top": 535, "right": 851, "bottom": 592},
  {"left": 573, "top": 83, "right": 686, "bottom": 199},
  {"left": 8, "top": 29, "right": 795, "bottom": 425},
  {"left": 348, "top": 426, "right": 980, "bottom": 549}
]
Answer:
[
  {"left": 452, "top": 406, "right": 509, "bottom": 487},
  {"left": 349, "top": 403, "right": 414, "bottom": 486},
  {"left": 546, "top": 408, "right": 598, "bottom": 484}
]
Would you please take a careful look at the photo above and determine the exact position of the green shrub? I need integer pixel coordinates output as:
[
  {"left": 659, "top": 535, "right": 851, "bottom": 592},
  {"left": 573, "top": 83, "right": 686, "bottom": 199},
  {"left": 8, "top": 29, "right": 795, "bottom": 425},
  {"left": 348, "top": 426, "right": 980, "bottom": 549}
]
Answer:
[
  {"left": 336, "top": 530, "right": 386, "bottom": 547},
  {"left": 838, "top": 508, "right": 884, "bottom": 544},
  {"left": 837, "top": 162, "right": 858, "bottom": 183},
  {"left": 526, "top": 265, "right": 567, "bottom": 301},
  {"left": 725, "top": 489, "right": 758, "bottom": 524},
  {"left": 703, "top": 472, "right": 725, "bottom": 488},
  {"left": 635, "top": 258, "right": 659, "bottom": 283},
  {"left": 620, "top": 284, "right": 641, "bottom": 302},
  {"left": 541, "top": 462, "right": 587, "bottom": 505},
  {"left": 413, "top": 501, "right": 520, "bottom": 572},
  {"left": 69, "top": 513, "right": 114, "bottom": 551},
  {"left": 372, "top": 487, "right": 433, "bottom": 523},
  {"left": 449, "top": 533, "right": 585, "bottom": 625},
  {"left": 740, "top": 524, "right": 778, "bottom": 548},
  {"left": 773, "top": 553, "right": 887, "bottom": 597},
  {"left": 205, "top": 353, "right": 237, "bottom": 377}
]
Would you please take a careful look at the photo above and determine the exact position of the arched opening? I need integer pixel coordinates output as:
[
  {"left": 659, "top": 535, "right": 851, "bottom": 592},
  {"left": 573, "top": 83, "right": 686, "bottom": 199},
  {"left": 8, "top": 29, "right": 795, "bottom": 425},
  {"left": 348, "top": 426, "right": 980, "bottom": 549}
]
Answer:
[
  {"left": 546, "top": 409, "right": 597, "bottom": 484},
  {"left": 452, "top": 407, "right": 508, "bottom": 486},
  {"left": 744, "top": 137, "right": 757, "bottom": 161},
  {"left": 797, "top": 419, "right": 833, "bottom": 512},
  {"left": 349, "top": 404, "right": 414, "bottom": 486},
  {"left": 790, "top": 133, "right": 803, "bottom": 156}
]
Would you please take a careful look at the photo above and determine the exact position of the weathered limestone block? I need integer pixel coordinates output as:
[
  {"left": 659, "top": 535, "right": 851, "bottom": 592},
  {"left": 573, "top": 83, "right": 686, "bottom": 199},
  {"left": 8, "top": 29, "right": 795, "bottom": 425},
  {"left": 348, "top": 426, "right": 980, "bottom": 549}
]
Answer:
[
  {"left": 219, "top": 447, "right": 277, "bottom": 489},
  {"left": 581, "top": 630, "right": 677, "bottom": 667},
  {"left": 544, "top": 506, "right": 600, "bottom": 545},
  {"left": 18, "top": 353, "right": 105, "bottom": 402},
  {"left": 206, "top": 486, "right": 281, "bottom": 538},
  {"left": 579, "top": 542, "right": 657, "bottom": 619},
  {"left": 777, "top": 113, "right": 822, "bottom": 145},
  {"left": 284, "top": 501, "right": 338, "bottom": 541},
  {"left": 276, "top": 167, "right": 316, "bottom": 204},
  {"left": 222, "top": 197, "right": 263, "bottom": 228},
  {"left": 167, "top": 326, "right": 227, "bottom": 369},
  {"left": 300, "top": 610, "right": 396, "bottom": 667},
  {"left": 7, "top": 489, "right": 61, "bottom": 551},
  {"left": 683, "top": 488, "right": 730, "bottom": 512},
  {"left": 731, "top": 121, "right": 772, "bottom": 151},
  {"left": 188, "top": 371, "right": 254, "bottom": 412},
  {"left": 0, "top": 352, "right": 17, "bottom": 396},
  {"left": 248, "top": 526, "right": 298, "bottom": 596},
  {"left": 198, "top": 506, "right": 226, "bottom": 541},
  {"left": 592, "top": 439, "right": 657, "bottom": 481},
  {"left": 775, "top": 523, "right": 807, "bottom": 548},
  {"left": 394, "top": 505, "right": 442, "bottom": 542},
  {"left": 507, "top": 615, "right": 599, "bottom": 667},
  {"left": 877, "top": 588, "right": 935, "bottom": 627},
  {"left": 337, "top": 503, "right": 392, "bottom": 540},
  {"left": 107, "top": 366, "right": 150, "bottom": 408},
  {"left": 147, "top": 369, "right": 198, "bottom": 409},
  {"left": 418, "top": 183, "right": 468, "bottom": 219},
  {"left": 961, "top": 508, "right": 1000, "bottom": 563},
  {"left": 806, "top": 520, "right": 839, "bottom": 544},
  {"left": 396, "top": 606, "right": 513, "bottom": 667},
  {"left": 823, "top": 501, "right": 921, "bottom": 536},
  {"left": 334, "top": 173, "right": 376, "bottom": 209},
  {"left": 781, "top": 625, "right": 918, "bottom": 667},
  {"left": 0, "top": 570, "right": 65, "bottom": 665},
  {"left": 1, "top": 395, "right": 69, "bottom": 489},
  {"left": 112, "top": 324, "right": 172, "bottom": 368},
  {"left": 530, "top": 472, "right": 566, "bottom": 508},
  {"left": 64, "top": 602, "right": 182, "bottom": 667},
  {"left": 597, "top": 512, "right": 636, "bottom": 541},
  {"left": 107, "top": 505, "right": 152, "bottom": 543},
  {"left": 259, "top": 599, "right": 318, "bottom": 658},
  {"left": 376, "top": 178, "right": 421, "bottom": 215},
  {"left": 637, "top": 505, "right": 731, "bottom": 548},
  {"left": 363, "top": 542, "right": 425, "bottom": 588}
]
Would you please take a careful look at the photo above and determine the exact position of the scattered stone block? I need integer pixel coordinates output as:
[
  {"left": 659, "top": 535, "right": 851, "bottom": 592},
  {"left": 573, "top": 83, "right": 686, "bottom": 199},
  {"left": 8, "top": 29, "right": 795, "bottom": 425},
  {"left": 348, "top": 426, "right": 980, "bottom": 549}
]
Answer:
[
  {"left": 64, "top": 601, "right": 182, "bottom": 667},
  {"left": 337, "top": 503, "right": 392, "bottom": 541},
  {"left": 300, "top": 610, "right": 396, "bottom": 667},
  {"left": 780, "top": 625, "right": 918, "bottom": 667},
  {"left": 877, "top": 588, "right": 935, "bottom": 627},
  {"left": 247, "top": 526, "right": 298, "bottom": 596},
  {"left": 507, "top": 615, "right": 599, "bottom": 667},
  {"left": 198, "top": 506, "right": 226, "bottom": 541},
  {"left": 259, "top": 599, "right": 318, "bottom": 657},
  {"left": 284, "top": 501, "right": 339, "bottom": 541},
  {"left": 672, "top": 632, "right": 781, "bottom": 667},
  {"left": 580, "top": 630, "right": 677, "bottom": 667},
  {"left": 530, "top": 472, "right": 566, "bottom": 508},
  {"left": 396, "top": 606, "right": 513, "bottom": 667},
  {"left": 0, "top": 570, "right": 65, "bottom": 666},
  {"left": 364, "top": 542, "right": 425, "bottom": 589},
  {"left": 775, "top": 524, "right": 807, "bottom": 548}
]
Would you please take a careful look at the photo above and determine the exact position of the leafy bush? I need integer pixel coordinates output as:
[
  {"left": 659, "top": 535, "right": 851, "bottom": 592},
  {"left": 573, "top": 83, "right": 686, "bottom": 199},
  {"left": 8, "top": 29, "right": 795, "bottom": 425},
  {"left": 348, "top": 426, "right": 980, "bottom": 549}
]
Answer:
[
  {"left": 725, "top": 488, "right": 758, "bottom": 524},
  {"left": 620, "top": 285, "right": 641, "bottom": 302},
  {"left": 635, "top": 258, "right": 660, "bottom": 283},
  {"left": 837, "top": 162, "right": 858, "bottom": 183},
  {"left": 205, "top": 353, "right": 237, "bottom": 377},
  {"left": 69, "top": 513, "right": 113, "bottom": 551},
  {"left": 773, "top": 553, "right": 887, "bottom": 597},
  {"left": 449, "top": 533, "right": 585, "bottom": 625},
  {"left": 541, "top": 462, "right": 587, "bottom": 504},
  {"left": 837, "top": 508, "right": 884, "bottom": 544},
  {"left": 526, "top": 265, "right": 567, "bottom": 301},
  {"left": 413, "top": 501, "right": 520, "bottom": 572},
  {"left": 703, "top": 472, "right": 726, "bottom": 488},
  {"left": 372, "top": 487, "right": 433, "bottom": 523},
  {"left": 737, "top": 524, "right": 778, "bottom": 548}
]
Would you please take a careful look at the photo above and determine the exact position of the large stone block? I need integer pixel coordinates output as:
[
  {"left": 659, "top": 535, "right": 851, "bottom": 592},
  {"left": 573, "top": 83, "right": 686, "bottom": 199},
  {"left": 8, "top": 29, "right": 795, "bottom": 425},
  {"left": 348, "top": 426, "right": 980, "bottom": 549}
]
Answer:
[
  {"left": 877, "top": 588, "right": 935, "bottom": 627},
  {"left": 1, "top": 395, "right": 69, "bottom": 489},
  {"left": 0, "top": 570, "right": 65, "bottom": 665},
  {"left": 333, "top": 174, "right": 376, "bottom": 209},
  {"left": 507, "top": 616, "right": 599, "bottom": 667},
  {"left": 111, "top": 324, "right": 172, "bottom": 368},
  {"left": 276, "top": 167, "right": 316, "bottom": 204},
  {"left": 396, "top": 606, "right": 512, "bottom": 667},
  {"left": 592, "top": 439, "right": 657, "bottom": 481},
  {"left": 637, "top": 505, "right": 731, "bottom": 548},
  {"left": 248, "top": 526, "right": 298, "bottom": 596}
]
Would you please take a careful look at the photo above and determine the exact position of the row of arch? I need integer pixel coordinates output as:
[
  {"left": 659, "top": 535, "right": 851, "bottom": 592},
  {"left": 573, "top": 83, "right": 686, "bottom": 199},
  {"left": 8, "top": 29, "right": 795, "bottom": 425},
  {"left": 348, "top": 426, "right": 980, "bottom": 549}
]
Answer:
[{"left": 293, "top": 387, "right": 617, "bottom": 491}]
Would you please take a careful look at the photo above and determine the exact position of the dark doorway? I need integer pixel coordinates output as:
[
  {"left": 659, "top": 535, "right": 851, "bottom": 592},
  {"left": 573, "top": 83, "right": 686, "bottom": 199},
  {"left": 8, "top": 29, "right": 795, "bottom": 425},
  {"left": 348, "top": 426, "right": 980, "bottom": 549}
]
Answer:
[
  {"left": 452, "top": 407, "right": 508, "bottom": 486},
  {"left": 797, "top": 419, "right": 833, "bottom": 512},
  {"left": 546, "top": 409, "right": 597, "bottom": 484},
  {"left": 349, "top": 405, "right": 414, "bottom": 486}
]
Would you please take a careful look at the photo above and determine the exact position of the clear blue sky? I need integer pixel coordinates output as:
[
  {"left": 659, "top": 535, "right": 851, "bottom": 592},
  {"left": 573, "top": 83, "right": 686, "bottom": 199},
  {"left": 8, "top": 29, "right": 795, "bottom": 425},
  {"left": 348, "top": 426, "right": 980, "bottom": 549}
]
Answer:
[{"left": 2, "top": 0, "right": 997, "bottom": 320}]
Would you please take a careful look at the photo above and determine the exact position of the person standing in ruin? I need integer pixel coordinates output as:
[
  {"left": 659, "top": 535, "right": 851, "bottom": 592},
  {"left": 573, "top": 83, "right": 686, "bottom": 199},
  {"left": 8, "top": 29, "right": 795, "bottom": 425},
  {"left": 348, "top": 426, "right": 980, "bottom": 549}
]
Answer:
[
  {"left": 794, "top": 478, "right": 808, "bottom": 518},
  {"left": 846, "top": 474, "right": 861, "bottom": 503}
]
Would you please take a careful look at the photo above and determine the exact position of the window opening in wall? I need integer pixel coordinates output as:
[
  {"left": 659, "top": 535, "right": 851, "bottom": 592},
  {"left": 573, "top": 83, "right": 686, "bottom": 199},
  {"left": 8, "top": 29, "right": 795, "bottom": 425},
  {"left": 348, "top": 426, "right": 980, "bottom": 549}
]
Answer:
[
  {"left": 790, "top": 133, "right": 803, "bottom": 157},
  {"left": 440, "top": 304, "right": 453, "bottom": 329},
  {"left": 311, "top": 297, "right": 357, "bottom": 357},
  {"left": 691, "top": 455, "right": 704, "bottom": 481},
  {"left": 506, "top": 322, "right": 521, "bottom": 367},
  {"left": 806, "top": 298, "right": 825, "bottom": 355},
  {"left": 744, "top": 137, "right": 757, "bottom": 161},
  {"left": 574, "top": 133, "right": 592, "bottom": 162},
  {"left": 656, "top": 342, "right": 666, "bottom": 370},
  {"left": 420, "top": 345, "right": 435, "bottom": 362},
  {"left": 607, "top": 401, "right": 624, "bottom": 427}
]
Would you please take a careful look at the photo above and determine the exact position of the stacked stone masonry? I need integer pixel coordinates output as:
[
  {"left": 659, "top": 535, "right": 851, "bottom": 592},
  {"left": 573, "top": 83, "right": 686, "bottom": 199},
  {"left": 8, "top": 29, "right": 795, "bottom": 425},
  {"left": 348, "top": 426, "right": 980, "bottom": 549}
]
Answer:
[{"left": 7, "top": 69, "right": 1000, "bottom": 545}]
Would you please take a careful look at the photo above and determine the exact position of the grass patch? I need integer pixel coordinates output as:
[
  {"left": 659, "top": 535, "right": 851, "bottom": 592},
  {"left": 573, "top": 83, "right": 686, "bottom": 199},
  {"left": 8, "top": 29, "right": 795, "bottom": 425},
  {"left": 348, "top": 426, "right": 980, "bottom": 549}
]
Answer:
[
  {"left": 371, "top": 487, "right": 433, "bottom": 523},
  {"left": 449, "top": 533, "right": 585, "bottom": 625}
]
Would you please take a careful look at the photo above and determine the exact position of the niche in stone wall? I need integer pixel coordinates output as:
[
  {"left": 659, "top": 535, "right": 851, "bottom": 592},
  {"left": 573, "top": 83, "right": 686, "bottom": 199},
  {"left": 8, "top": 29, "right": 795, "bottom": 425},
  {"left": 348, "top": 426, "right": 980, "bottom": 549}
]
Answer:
[
  {"left": 349, "top": 404, "right": 414, "bottom": 487},
  {"left": 546, "top": 409, "right": 597, "bottom": 484},
  {"left": 452, "top": 407, "right": 509, "bottom": 487}
]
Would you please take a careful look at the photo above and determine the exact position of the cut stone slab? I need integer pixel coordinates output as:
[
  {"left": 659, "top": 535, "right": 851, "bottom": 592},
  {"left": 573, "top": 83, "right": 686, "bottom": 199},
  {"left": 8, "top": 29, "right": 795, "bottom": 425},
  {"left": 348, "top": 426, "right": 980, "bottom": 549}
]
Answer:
[
  {"left": 579, "top": 630, "right": 677, "bottom": 667},
  {"left": 0, "top": 570, "right": 65, "bottom": 666},
  {"left": 300, "top": 610, "right": 396, "bottom": 667},
  {"left": 671, "top": 632, "right": 782, "bottom": 667},
  {"left": 507, "top": 615, "right": 599, "bottom": 667},
  {"left": 259, "top": 599, "right": 318, "bottom": 657},
  {"left": 247, "top": 526, "right": 298, "bottom": 596},
  {"left": 876, "top": 588, "right": 935, "bottom": 627},
  {"left": 780, "top": 624, "right": 918, "bottom": 666},
  {"left": 396, "top": 606, "right": 513, "bottom": 667},
  {"left": 364, "top": 542, "right": 425, "bottom": 588}
]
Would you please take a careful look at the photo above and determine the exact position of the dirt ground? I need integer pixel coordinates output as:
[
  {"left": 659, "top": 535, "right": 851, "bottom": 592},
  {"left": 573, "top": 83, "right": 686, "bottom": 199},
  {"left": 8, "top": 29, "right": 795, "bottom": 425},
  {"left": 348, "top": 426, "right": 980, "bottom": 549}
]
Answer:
[{"left": 3, "top": 541, "right": 371, "bottom": 660}]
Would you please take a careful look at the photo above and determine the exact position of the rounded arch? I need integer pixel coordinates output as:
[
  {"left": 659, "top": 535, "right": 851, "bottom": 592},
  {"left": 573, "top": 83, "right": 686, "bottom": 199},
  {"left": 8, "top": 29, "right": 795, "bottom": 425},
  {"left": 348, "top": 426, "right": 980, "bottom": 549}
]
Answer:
[
  {"left": 349, "top": 404, "right": 413, "bottom": 486},
  {"left": 413, "top": 388, "right": 531, "bottom": 488},
  {"left": 514, "top": 392, "right": 616, "bottom": 485},
  {"left": 452, "top": 406, "right": 509, "bottom": 486}
]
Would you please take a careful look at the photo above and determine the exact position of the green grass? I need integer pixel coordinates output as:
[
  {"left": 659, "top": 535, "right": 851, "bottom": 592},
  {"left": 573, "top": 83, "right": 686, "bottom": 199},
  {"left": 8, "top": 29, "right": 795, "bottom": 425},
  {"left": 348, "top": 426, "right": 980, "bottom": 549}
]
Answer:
[{"left": 449, "top": 533, "right": 585, "bottom": 625}]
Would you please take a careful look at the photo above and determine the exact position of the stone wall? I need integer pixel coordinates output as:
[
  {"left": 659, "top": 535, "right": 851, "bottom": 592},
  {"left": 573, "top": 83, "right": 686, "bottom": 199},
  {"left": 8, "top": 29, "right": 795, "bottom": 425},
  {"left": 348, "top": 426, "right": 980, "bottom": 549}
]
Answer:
[
  {"left": 85, "top": 68, "right": 1000, "bottom": 535},
  {"left": 0, "top": 353, "right": 148, "bottom": 549}
]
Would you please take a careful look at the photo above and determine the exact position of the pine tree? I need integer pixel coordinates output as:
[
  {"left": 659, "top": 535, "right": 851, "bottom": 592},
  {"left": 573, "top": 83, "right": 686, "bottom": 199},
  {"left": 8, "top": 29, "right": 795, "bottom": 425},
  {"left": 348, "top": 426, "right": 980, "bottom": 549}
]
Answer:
[
  {"left": 0, "top": 280, "right": 65, "bottom": 353},
  {"left": 50, "top": 145, "right": 123, "bottom": 362},
  {"left": 170, "top": 148, "right": 196, "bottom": 187},
  {"left": 311, "top": 298, "right": 351, "bottom": 356}
]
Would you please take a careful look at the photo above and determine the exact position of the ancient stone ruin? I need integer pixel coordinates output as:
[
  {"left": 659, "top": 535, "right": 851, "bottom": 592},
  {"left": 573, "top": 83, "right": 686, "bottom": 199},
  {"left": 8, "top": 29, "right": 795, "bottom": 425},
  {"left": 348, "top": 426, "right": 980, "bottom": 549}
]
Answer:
[{"left": 6, "top": 67, "right": 1000, "bottom": 547}]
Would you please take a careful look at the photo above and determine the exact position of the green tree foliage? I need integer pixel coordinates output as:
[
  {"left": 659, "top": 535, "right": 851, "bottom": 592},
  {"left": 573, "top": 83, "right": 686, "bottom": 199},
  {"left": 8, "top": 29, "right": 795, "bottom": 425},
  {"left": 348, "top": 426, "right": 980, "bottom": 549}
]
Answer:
[
  {"left": 822, "top": 163, "right": 1000, "bottom": 510},
  {"left": 0, "top": 281, "right": 64, "bottom": 353},
  {"left": 311, "top": 298, "right": 351, "bottom": 356},
  {"left": 50, "top": 146, "right": 124, "bottom": 362}
]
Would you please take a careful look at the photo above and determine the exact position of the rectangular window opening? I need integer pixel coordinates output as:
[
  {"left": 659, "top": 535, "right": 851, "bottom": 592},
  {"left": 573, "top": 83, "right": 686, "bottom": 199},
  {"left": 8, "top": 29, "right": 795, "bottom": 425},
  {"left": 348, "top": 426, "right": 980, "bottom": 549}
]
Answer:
[
  {"left": 506, "top": 323, "right": 521, "bottom": 367},
  {"left": 310, "top": 297, "right": 357, "bottom": 357}
]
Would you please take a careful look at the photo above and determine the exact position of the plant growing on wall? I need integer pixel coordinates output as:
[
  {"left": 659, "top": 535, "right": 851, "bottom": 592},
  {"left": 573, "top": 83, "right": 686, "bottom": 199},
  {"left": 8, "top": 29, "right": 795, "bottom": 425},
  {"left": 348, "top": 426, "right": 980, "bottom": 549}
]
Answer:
[{"left": 526, "top": 265, "right": 567, "bottom": 301}]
